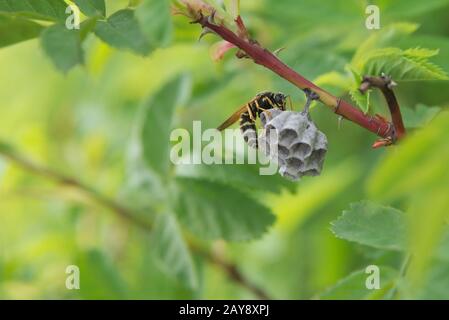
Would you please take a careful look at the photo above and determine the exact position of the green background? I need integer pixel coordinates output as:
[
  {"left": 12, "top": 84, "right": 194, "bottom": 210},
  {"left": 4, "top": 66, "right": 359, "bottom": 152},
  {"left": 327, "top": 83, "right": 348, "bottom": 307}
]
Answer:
[{"left": 0, "top": 0, "right": 448, "bottom": 299}]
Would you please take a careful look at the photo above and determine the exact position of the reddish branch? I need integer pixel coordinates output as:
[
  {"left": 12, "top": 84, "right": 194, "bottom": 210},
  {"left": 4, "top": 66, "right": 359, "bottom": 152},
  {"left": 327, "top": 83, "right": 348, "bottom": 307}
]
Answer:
[
  {"left": 360, "top": 75, "right": 406, "bottom": 145},
  {"left": 192, "top": 13, "right": 402, "bottom": 145}
]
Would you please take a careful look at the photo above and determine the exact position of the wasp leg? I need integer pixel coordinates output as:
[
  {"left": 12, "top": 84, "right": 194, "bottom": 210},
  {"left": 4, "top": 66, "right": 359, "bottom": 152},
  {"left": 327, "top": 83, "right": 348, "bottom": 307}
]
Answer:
[
  {"left": 262, "top": 97, "right": 276, "bottom": 109},
  {"left": 246, "top": 104, "right": 256, "bottom": 121},
  {"left": 263, "top": 109, "right": 274, "bottom": 121},
  {"left": 302, "top": 88, "right": 320, "bottom": 115}
]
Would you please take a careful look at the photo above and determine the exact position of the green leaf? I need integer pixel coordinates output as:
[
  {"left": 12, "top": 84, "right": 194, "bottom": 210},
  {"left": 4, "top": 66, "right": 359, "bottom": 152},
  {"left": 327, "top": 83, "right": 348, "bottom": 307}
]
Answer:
[
  {"left": 94, "top": 9, "right": 151, "bottom": 55},
  {"left": 436, "top": 228, "right": 449, "bottom": 262},
  {"left": 119, "top": 160, "right": 167, "bottom": 212},
  {"left": 368, "top": 113, "right": 449, "bottom": 295},
  {"left": 224, "top": 0, "right": 240, "bottom": 19},
  {"left": 273, "top": 159, "right": 362, "bottom": 233},
  {"left": 0, "top": 0, "right": 68, "bottom": 21},
  {"left": 0, "top": 14, "right": 43, "bottom": 48},
  {"left": 416, "top": 258, "right": 449, "bottom": 299},
  {"left": 361, "top": 47, "right": 448, "bottom": 81},
  {"left": 140, "top": 75, "right": 186, "bottom": 177},
  {"left": 74, "top": 0, "right": 106, "bottom": 17},
  {"left": 402, "top": 104, "right": 441, "bottom": 129},
  {"left": 380, "top": 0, "right": 449, "bottom": 18},
  {"left": 129, "top": 0, "right": 144, "bottom": 7},
  {"left": 76, "top": 249, "right": 128, "bottom": 299},
  {"left": 313, "top": 71, "right": 353, "bottom": 93},
  {"left": 319, "top": 266, "right": 398, "bottom": 300},
  {"left": 349, "top": 88, "right": 370, "bottom": 114},
  {"left": 347, "top": 66, "right": 371, "bottom": 113},
  {"left": 368, "top": 112, "right": 449, "bottom": 200},
  {"left": 151, "top": 212, "right": 198, "bottom": 290},
  {"left": 350, "top": 23, "right": 448, "bottom": 82},
  {"left": 351, "top": 23, "right": 419, "bottom": 69},
  {"left": 330, "top": 201, "right": 407, "bottom": 251},
  {"left": 293, "top": 50, "right": 347, "bottom": 81},
  {"left": 414, "top": 231, "right": 449, "bottom": 298},
  {"left": 0, "top": 140, "right": 13, "bottom": 153},
  {"left": 406, "top": 190, "right": 449, "bottom": 297},
  {"left": 79, "top": 17, "right": 98, "bottom": 41},
  {"left": 175, "top": 162, "right": 294, "bottom": 194},
  {"left": 174, "top": 177, "right": 276, "bottom": 241},
  {"left": 40, "top": 24, "right": 84, "bottom": 73},
  {"left": 397, "top": 35, "right": 449, "bottom": 75},
  {"left": 135, "top": 0, "right": 172, "bottom": 49}
]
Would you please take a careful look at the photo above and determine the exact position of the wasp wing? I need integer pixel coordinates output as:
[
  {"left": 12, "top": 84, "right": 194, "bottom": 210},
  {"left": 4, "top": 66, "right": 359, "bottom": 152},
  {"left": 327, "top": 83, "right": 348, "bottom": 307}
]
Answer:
[{"left": 216, "top": 104, "right": 249, "bottom": 131}]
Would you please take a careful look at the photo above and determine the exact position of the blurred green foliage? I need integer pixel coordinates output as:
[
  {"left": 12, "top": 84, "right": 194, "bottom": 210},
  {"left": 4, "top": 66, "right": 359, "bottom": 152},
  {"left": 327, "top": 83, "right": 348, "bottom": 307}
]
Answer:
[{"left": 0, "top": 0, "right": 448, "bottom": 300}]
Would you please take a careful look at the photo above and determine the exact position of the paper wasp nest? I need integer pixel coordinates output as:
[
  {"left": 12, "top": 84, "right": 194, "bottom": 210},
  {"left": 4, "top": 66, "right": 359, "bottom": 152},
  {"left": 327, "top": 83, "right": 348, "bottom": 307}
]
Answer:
[{"left": 259, "top": 109, "right": 328, "bottom": 181}]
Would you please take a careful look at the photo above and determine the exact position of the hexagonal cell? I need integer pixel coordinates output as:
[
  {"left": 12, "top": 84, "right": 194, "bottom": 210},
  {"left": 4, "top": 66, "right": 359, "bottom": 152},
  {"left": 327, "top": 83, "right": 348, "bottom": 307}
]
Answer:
[
  {"left": 279, "top": 166, "right": 301, "bottom": 181},
  {"left": 258, "top": 109, "right": 328, "bottom": 180},
  {"left": 290, "top": 142, "right": 312, "bottom": 159},
  {"left": 282, "top": 116, "right": 306, "bottom": 133},
  {"left": 285, "top": 157, "right": 303, "bottom": 169},
  {"left": 279, "top": 128, "right": 298, "bottom": 147},
  {"left": 301, "top": 156, "right": 324, "bottom": 176},
  {"left": 310, "top": 148, "right": 327, "bottom": 163}
]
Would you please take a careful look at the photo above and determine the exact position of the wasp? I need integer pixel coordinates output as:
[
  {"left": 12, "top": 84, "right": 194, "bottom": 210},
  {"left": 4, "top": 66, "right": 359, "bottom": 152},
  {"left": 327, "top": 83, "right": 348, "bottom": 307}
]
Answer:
[{"left": 217, "top": 92, "right": 289, "bottom": 148}]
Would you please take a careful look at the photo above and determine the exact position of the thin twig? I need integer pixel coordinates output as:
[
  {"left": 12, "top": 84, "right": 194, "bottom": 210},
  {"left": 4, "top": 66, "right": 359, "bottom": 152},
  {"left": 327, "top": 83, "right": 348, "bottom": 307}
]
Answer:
[
  {"left": 235, "top": 15, "right": 250, "bottom": 40},
  {"left": 388, "top": 253, "right": 412, "bottom": 299},
  {"left": 189, "top": 241, "right": 271, "bottom": 299},
  {"left": 191, "top": 13, "right": 395, "bottom": 142},
  {"left": 360, "top": 75, "right": 406, "bottom": 145},
  {"left": 0, "top": 144, "right": 271, "bottom": 300},
  {"left": 0, "top": 145, "right": 152, "bottom": 230}
]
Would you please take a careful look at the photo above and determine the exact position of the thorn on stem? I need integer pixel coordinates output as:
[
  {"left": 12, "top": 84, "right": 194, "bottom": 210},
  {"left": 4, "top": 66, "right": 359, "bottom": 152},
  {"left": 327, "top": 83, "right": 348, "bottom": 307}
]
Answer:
[
  {"left": 235, "top": 49, "right": 250, "bottom": 59},
  {"left": 190, "top": 10, "right": 204, "bottom": 24},
  {"left": 208, "top": 9, "right": 217, "bottom": 24},
  {"left": 235, "top": 15, "right": 250, "bottom": 40},
  {"left": 338, "top": 115, "right": 343, "bottom": 130},
  {"left": 387, "top": 80, "right": 398, "bottom": 90},
  {"left": 273, "top": 47, "right": 286, "bottom": 57},
  {"left": 198, "top": 27, "right": 215, "bottom": 41}
]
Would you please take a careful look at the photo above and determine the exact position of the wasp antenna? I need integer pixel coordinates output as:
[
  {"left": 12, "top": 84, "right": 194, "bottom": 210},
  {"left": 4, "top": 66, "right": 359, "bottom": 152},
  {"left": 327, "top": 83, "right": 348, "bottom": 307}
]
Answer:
[{"left": 287, "top": 95, "right": 293, "bottom": 111}]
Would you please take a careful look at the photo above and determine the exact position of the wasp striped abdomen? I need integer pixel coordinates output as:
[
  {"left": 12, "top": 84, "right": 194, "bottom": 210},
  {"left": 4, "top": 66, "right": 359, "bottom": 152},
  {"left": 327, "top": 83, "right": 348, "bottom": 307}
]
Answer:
[
  {"left": 217, "top": 91, "right": 288, "bottom": 149},
  {"left": 240, "top": 108, "right": 258, "bottom": 148},
  {"left": 239, "top": 92, "right": 286, "bottom": 149}
]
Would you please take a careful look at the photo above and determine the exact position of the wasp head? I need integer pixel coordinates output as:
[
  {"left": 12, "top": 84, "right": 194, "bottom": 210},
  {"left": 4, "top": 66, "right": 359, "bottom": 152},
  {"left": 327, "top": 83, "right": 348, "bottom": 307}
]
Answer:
[{"left": 274, "top": 92, "right": 287, "bottom": 110}]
